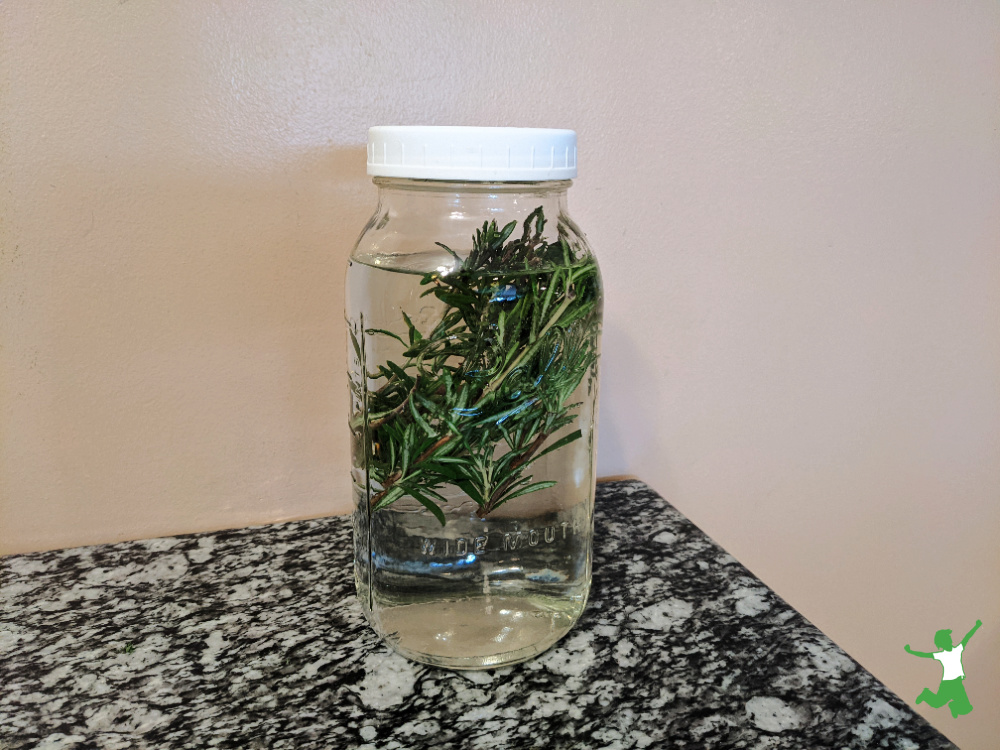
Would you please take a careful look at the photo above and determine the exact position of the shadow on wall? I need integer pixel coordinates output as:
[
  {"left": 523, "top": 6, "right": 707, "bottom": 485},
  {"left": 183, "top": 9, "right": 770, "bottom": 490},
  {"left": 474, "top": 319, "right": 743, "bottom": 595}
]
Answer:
[
  {"left": 596, "top": 318, "right": 670, "bottom": 493},
  {"left": 3, "top": 146, "right": 374, "bottom": 552}
]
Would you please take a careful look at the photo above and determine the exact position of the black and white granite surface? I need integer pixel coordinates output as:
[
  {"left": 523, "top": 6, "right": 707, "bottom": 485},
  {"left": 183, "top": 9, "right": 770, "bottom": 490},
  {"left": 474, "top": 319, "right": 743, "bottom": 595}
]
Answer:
[{"left": 1, "top": 480, "right": 955, "bottom": 750}]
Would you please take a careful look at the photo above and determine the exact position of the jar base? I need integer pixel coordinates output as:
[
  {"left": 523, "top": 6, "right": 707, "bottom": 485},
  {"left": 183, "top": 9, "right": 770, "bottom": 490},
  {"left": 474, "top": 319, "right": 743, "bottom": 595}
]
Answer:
[{"left": 372, "top": 594, "right": 584, "bottom": 670}]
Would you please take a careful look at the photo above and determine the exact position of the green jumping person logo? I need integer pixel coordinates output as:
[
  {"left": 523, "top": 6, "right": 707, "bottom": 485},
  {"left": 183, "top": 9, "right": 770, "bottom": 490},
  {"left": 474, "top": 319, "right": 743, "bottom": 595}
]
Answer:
[{"left": 904, "top": 619, "right": 982, "bottom": 718}]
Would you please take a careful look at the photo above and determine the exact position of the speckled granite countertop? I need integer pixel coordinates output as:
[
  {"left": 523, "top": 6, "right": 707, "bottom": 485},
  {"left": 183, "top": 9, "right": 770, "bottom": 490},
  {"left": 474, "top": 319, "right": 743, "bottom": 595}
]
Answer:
[{"left": 1, "top": 480, "right": 954, "bottom": 749}]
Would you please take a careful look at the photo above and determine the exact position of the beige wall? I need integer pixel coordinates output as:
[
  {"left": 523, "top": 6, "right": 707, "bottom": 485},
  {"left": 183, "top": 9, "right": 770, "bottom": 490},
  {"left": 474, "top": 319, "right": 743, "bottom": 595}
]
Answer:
[{"left": 2, "top": 3, "right": 997, "bottom": 747}]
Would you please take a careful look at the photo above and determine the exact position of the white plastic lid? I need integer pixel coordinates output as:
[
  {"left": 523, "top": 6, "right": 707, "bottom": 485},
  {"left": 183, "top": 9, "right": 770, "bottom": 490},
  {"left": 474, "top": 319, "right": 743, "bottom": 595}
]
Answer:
[{"left": 367, "top": 126, "right": 577, "bottom": 182}]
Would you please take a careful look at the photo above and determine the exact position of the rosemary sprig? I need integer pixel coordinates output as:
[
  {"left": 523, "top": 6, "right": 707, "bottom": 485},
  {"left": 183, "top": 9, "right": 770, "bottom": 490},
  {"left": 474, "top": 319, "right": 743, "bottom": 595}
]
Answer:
[{"left": 350, "top": 207, "right": 601, "bottom": 524}]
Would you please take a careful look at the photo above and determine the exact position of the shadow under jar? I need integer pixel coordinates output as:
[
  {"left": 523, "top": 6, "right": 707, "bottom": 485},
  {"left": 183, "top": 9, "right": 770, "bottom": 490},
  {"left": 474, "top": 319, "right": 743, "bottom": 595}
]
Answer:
[{"left": 347, "top": 126, "right": 603, "bottom": 669}]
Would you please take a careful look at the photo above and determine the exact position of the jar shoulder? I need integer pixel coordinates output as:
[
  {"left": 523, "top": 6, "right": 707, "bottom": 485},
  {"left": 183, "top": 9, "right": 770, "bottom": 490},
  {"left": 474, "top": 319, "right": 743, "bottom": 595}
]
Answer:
[{"left": 350, "top": 206, "right": 600, "bottom": 277}]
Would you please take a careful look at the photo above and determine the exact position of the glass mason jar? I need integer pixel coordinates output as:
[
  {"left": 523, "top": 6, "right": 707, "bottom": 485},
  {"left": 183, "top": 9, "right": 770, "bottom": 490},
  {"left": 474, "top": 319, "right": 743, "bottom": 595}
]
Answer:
[{"left": 347, "top": 127, "right": 602, "bottom": 669}]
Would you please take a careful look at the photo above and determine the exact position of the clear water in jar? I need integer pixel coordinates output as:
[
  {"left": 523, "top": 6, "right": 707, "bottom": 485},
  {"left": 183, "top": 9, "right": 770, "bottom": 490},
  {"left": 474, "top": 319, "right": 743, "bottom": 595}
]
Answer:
[{"left": 347, "top": 253, "right": 599, "bottom": 669}]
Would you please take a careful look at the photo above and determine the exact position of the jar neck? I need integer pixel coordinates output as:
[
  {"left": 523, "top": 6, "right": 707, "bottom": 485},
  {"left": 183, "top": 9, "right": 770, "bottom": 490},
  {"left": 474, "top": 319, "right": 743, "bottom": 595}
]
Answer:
[{"left": 372, "top": 178, "right": 571, "bottom": 224}]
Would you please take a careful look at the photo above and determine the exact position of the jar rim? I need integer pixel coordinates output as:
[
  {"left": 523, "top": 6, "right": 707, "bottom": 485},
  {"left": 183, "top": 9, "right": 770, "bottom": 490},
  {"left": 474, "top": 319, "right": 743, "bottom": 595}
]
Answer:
[{"left": 372, "top": 176, "right": 573, "bottom": 193}]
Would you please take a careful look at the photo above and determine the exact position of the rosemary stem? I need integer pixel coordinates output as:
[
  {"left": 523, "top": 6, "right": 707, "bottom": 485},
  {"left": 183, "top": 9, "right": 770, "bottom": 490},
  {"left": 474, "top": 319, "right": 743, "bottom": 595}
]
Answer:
[{"left": 480, "top": 288, "right": 576, "bottom": 399}]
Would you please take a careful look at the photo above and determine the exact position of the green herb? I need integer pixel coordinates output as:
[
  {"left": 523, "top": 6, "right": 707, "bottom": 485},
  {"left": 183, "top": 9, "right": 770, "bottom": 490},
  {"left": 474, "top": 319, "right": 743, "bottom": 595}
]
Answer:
[
  {"left": 350, "top": 207, "right": 600, "bottom": 524},
  {"left": 122, "top": 642, "right": 135, "bottom": 654}
]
